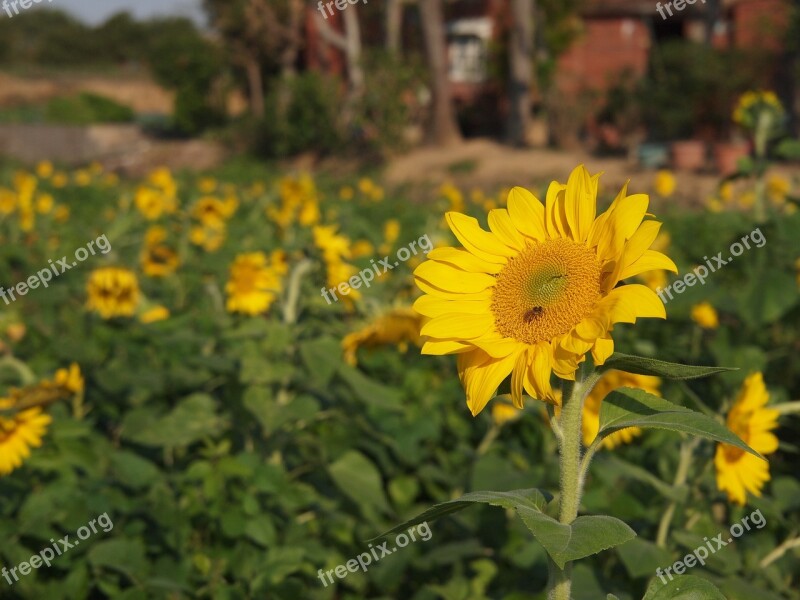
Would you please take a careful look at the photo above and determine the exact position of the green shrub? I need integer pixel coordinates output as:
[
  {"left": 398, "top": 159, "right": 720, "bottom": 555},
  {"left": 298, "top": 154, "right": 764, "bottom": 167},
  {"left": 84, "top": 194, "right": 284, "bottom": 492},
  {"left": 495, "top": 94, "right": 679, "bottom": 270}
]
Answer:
[{"left": 44, "top": 93, "right": 134, "bottom": 125}]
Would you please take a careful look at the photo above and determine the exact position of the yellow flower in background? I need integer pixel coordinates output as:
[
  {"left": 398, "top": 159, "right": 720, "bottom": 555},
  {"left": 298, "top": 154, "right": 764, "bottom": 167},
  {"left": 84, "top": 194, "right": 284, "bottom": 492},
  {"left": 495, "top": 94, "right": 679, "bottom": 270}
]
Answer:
[
  {"left": 88, "top": 161, "right": 103, "bottom": 176},
  {"left": 190, "top": 222, "right": 226, "bottom": 252},
  {"left": 0, "top": 189, "right": 16, "bottom": 214},
  {"left": 141, "top": 227, "right": 180, "bottom": 277},
  {"left": 198, "top": 177, "right": 217, "bottom": 194},
  {"left": 719, "top": 182, "right": 734, "bottom": 204},
  {"left": 0, "top": 398, "right": 52, "bottom": 476},
  {"left": 74, "top": 169, "right": 92, "bottom": 186},
  {"left": 313, "top": 225, "right": 352, "bottom": 262},
  {"left": 384, "top": 219, "right": 401, "bottom": 245},
  {"left": 470, "top": 189, "right": 486, "bottom": 205},
  {"left": 54, "top": 205, "right": 70, "bottom": 223},
  {"left": 738, "top": 191, "right": 756, "bottom": 209},
  {"left": 298, "top": 197, "right": 321, "bottom": 226},
  {"left": 339, "top": 186, "right": 354, "bottom": 201},
  {"left": 135, "top": 187, "right": 168, "bottom": 220},
  {"left": 439, "top": 183, "right": 465, "bottom": 213},
  {"left": 52, "top": 363, "right": 84, "bottom": 395},
  {"left": 414, "top": 165, "right": 677, "bottom": 416},
  {"left": 581, "top": 371, "right": 661, "bottom": 449},
  {"left": 35, "top": 193, "right": 54, "bottom": 214},
  {"left": 653, "top": 170, "right": 676, "bottom": 198},
  {"left": 86, "top": 267, "right": 140, "bottom": 319},
  {"left": 140, "top": 306, "right": 170, "bottom": 324},
  {"left": 103, "top": 173, "right": 119, "bottom": 187},
  {"left": 691, "top": 302, "right": 719, "bottom": 329},
  {"left": 342, "top": 307, "right": 423, "bottom": 366},
  {"left": 358, "top": 178, "right": 376, "bottom": 195},
  {"left": 733, "top": 90, "right": 784, "bottom": 128},
  {"left": 706, "top": 197, "right": 724, "bottom": 213},
  {"left": 225, "top": 252, "right": 283, "bottom": 315},
  {"left": 767, "top": 175, "right": 790, "bottom": 206},
  {"left": 715, "top": 373, "right": 779, "bottom": 505},
  {"left": 491, "top": 401, "right": 523, "bottom": 426},
  {"left": 52, "top": 172, "right": 68, "bottom": 188},
  {"left": 193, "top": 197, "right": 229, "bottom": 226},
  {"left": 351, "top": 239, "right": 375, "bottom": 259},
  {"left": 482, "top": 199, "right": 498, "bottom": 212},
  {"left": 36, "top": 161, "right": 54, "bottom": 179}
]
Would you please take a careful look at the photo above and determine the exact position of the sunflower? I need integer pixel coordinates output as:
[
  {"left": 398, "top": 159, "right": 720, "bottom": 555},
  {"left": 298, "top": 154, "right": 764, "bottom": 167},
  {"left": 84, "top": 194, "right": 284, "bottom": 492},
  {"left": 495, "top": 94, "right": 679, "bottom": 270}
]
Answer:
[
  {"left": 140, "top": 306, "right": 170, "bottom": 324},
  {"left": 225, "top": 252, "right": 283, "bottom": 315},
  {"left": 342, "top": 308, "right": 422, "bottom": 366},
  {"left": 581, "top": 371, "right": 660, "bottom": 449},
  {"left": 691, "top": 302, "right": 719, "bottom": 330},
  {"left": 413, "top": 165, "right": 677, "bottom": 416},
  {"left": 141, "top": 226, "right": 180, "bottom": 277},
  {"left": 653, "top": 170, "right": 676, "bottom": 198},
  {"left": 86, "top": 267, "right": 140, "bottom": 319},
  {"left": 715, "top": 373, "right": 779, "bottom": 505},
  {"left": 0, "top": 398, "right": 51, "bottom": 476}
]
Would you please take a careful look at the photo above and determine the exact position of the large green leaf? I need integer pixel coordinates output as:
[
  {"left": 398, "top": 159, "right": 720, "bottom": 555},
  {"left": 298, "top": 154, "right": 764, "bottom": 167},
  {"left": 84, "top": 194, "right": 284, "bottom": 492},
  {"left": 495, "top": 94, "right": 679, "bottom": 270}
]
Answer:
[
  {"left": 617, "top": 538, "right": 675, "bottom": 579},
  {"left": 515, "top": 506, "right": 636, "bottom": 569},
  {"left": 642, "top": 574, "right": 726, "bottom": 600},
  {"left": 329, "top": 450, "right": 392, "bottom": 517},
  {"left": 600, "top": 353, "right": 735, "bottom": 380},
  {"left": 120, "top": 394, "right": 228, "bottom": 448},
  {"left": 598, "top": 388, "right": 761, "bottom": 458},
  {"left": 371, "top": 488, "right": 552, "bottom": 540}
]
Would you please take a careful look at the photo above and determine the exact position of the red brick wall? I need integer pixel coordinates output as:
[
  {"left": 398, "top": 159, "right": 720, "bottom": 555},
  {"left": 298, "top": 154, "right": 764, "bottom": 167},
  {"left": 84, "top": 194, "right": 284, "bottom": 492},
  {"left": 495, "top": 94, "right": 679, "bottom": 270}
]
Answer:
[
  {"left": 555, "top": 17, "right": 651, "bottom": 96},
  {"left": 731, "top": 0, "right": 790, "bottom": 51}
]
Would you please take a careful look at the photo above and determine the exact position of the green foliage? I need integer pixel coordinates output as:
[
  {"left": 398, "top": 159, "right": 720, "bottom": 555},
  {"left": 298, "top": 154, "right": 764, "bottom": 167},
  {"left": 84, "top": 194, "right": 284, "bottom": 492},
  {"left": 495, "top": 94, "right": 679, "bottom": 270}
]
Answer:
[
  {"left": 256, "top": 72, "right": 344, "bottom": 158},
  {"left": 43, "top": 93, "right": 134, "bottom": 125}
]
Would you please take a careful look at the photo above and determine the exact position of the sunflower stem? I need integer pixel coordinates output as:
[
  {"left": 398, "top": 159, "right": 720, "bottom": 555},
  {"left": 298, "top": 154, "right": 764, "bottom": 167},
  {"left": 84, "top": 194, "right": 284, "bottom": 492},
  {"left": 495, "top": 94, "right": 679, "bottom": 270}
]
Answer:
[
  {"left": 656, "top": 436, "right": 700, "bottom": 547},
  {"left": 547, "top": 370, "right": 597, "bottom": 600}
]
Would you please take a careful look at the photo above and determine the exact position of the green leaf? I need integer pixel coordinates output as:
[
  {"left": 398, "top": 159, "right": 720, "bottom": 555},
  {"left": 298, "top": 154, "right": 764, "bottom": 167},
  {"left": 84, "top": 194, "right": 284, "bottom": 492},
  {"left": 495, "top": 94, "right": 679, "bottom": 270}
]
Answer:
[
  {"left": 617, "top": 537, "right": 675, "bottom": 579},
  {"left": 600, "top": 353, "right": 735, "bottom": 380},
  {"left": 336, "top": 364, "right": 404, "bottom": 411},
  {"left": 299, "top": 336, "right": 341, "bottom": 386},
  {"left": 643, "top": 574, "right": 726, "bottom": 600},
  {"left": 776, "top": 139, "right": 800, "bottom": 160},
  {"left": 515, "top": 507, "right": 636, "bottom": 569},
  {"left": 329, "top": 450, "right": 392, "bottom": 517},
  {"left": 738, "top": 270, "right": 798, "bottom": 327},
  {"left": 598, "top": 388, "right": 761, "bottom": 458},
  {"left": 243, "top": 387, "right": 319, "bottom": 436},
  {"left": 596, "top": 455, "right": 688, "bottom": 503},
  {"left": 120, "top": 394, "right": 228, "bottom": 448},
  {"left": 372, "top": 488, "right": 552, "bottom": 540}
]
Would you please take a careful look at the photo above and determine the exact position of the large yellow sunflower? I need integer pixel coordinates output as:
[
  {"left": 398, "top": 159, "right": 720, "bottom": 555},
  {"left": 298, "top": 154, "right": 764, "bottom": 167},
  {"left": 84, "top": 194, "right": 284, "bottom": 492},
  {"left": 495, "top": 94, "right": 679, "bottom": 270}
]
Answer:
[
  {"left": 715, "top": 372, "right": 779, "bottom": 505},
  {"left": 342, "top": 307, "right": 422, "bottom": 366},
  {"left": 413, "top": 165, "right": 677, "bottom": 416}
]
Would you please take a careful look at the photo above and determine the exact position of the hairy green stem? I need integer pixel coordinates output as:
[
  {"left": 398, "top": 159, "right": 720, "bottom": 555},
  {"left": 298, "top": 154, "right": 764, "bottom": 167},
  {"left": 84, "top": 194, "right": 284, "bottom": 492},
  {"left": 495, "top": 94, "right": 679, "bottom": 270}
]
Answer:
[
  {"left": 547, "top": 370, "right": 599, "bottom": 600},
  {"left": 656, "top": 437, "right": 700, "bottom": 547}
]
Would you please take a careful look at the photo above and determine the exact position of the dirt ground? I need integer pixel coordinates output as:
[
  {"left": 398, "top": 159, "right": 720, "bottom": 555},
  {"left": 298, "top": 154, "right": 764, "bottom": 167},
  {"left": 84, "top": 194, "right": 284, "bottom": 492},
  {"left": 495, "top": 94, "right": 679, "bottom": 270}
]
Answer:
[{"left": 380, "top": 138, "right": 800, "bottom": 211}]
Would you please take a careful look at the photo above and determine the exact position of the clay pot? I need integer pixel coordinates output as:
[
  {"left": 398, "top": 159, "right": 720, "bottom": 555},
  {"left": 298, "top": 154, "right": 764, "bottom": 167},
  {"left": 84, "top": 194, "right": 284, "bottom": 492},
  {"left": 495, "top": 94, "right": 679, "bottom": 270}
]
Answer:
[
  {"left": 671, "top": 140, "right": 707, "bottom": 171},
  {"left": 713, "top": 141, "right": 750, "bottom": 176}
]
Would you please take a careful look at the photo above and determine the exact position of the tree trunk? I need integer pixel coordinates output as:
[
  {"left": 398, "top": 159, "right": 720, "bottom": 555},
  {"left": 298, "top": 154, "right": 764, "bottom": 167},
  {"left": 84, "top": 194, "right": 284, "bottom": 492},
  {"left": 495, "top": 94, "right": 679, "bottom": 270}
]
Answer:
[
  {"left": 244, "top": 54, "right": 264, "bottom": 118},
  {"left": 386, "top": 0, "right": 403, "bottom": 55},
  {"left": 420, "top": 0, "right": 462, "bottom": 146},
  {"left": 343, "top": 6, "right": 365, "bottom": 95},
  {"left": 507, "top": 0, "right": 534, "bottom": 146}
]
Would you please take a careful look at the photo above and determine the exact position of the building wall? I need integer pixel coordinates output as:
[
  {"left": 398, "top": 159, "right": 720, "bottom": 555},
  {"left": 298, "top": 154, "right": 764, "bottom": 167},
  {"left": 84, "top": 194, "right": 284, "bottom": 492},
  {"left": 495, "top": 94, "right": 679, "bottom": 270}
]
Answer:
[
  {"left": 555, "top": 17, "right": 651, "bottom": 96},
  {"left": 731, "top": 0, "right": 790, "bottom": 51}
]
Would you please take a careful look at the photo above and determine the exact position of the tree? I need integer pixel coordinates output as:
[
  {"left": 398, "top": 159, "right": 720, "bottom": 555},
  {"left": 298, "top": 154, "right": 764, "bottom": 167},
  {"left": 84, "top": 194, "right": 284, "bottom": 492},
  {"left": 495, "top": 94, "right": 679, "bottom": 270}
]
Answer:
[
  {"left": 507, "top": 0, "right": 535, "bottom": 145},
  {"left": 419, "top": 0, "right": 462, "bottom": 146}
]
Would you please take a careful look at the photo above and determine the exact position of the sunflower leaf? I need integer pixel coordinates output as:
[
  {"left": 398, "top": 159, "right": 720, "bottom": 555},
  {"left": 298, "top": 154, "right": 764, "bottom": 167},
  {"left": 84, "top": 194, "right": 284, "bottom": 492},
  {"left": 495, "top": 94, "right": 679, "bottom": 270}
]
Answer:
[
  {"left": 368, "top": 488, "right": 552, "bottom": 541},
  {"left": 600, "top": 353, "right": 736, "bottom": 380},
  {"left": 598, "top": 387, "right": 762, "bottom": 458},
  {"left": 642, "top": 574, "right": 726, "bottom": 600},
  {"left": 515, "top": 507, "right": 636, "bottom": 569}
]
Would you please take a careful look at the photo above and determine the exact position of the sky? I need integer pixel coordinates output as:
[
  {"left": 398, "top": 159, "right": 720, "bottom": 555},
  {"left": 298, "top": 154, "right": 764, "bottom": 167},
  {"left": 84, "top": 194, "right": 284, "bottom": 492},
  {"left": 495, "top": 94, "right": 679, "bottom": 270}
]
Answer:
[{"left": 34, "top": 0, "right": 206, "bottom": 25}]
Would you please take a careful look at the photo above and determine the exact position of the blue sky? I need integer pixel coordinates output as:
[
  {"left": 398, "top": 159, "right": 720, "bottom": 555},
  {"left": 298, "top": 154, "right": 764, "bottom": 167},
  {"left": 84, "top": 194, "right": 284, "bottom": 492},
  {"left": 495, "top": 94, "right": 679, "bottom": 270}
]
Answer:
[{"left": 34, "top": 0, "right": 206, "bottom": 25}]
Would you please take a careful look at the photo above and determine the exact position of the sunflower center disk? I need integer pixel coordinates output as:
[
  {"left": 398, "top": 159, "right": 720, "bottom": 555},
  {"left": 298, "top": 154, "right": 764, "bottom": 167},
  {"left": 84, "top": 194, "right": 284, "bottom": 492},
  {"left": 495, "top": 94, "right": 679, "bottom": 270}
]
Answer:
[{"left": 491, "top": 238, "right": 602, "bottom": 345}]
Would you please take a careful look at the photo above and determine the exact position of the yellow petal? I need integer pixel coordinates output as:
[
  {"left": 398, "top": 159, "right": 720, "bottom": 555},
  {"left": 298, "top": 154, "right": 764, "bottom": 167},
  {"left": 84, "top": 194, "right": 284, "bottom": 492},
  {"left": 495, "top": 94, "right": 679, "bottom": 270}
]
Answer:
[
  {"left": 421, "top": 313, "right": 495, "bottom": 339},
  {"left": 619, "top": 250, "right": 678, "bottom": 280},
  {"left": 564, "top": 165, "right": 596, "bottom": 243},
  {"left": 414, "top": 260, "right": 496, "bottom": 293},
  {"left": 488, "top": 209, "right": 525, "bottom": 250},
  {"left": 544, "top": 181, "right": 568, "bottom": 238},
  {"left": 510, "top": 350, "right": 528, "bottom": 408},
  {"left": 602, "top": 284, "right": 666, "bottom": 324},
  {"left": 415, "top": 276, "right": 494, "bottom": 300},
  {"left": 422, "top": 340, "right": 473, "bottom": 355},
  {"left": 591, "top": 336, "right": 614, "bottom": 365},
  {"left": 446, "top": 212, "right": 514, "bottom": 262},
  {"left": 459, "top": 350, "right": 519, "bottom": 416},
  {"left": 506, "top": 187, "right": 547, "bottom": 241},
  {"left": 427, "top": 247, "right": 504, "bottom": 274},
  {"left": 413, "top": 295, "right": 491, "bottom": 317}
]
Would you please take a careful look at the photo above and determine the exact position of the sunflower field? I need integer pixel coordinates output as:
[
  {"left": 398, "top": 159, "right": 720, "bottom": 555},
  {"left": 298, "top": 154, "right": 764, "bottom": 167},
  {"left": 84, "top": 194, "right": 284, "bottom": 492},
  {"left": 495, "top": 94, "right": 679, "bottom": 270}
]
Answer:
[{"left": 0, "top": 138, "right": 798, "bottom": 600}]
